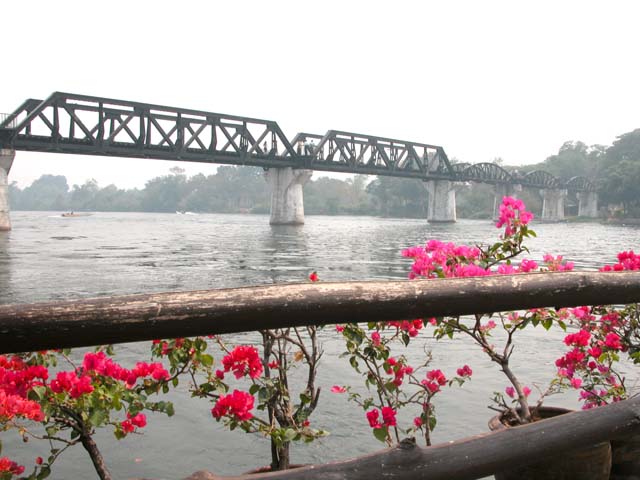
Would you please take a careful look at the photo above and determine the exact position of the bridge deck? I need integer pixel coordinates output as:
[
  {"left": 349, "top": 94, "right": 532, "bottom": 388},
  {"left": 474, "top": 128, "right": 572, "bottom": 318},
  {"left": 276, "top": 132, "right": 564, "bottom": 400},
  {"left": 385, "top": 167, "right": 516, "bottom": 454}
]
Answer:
[{"left": 0, "top": 92, "right": 594, "bottom": 190}]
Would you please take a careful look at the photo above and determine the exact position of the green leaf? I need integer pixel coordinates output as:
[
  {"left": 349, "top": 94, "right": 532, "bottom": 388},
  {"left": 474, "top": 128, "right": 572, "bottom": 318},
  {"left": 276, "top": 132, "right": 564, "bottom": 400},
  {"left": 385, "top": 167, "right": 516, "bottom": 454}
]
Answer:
[
  {"left": 542, "top": 318, "right": 553, "bottom": 330},
  {"left": 37, "top": 466, "right": 51, "bottom": 479},
  {"left": 299, "top": 392, "right": 312, "bottom": 404},
  {"left": 349, "top": 356, "right": 359, "bottom": 371},
  {"left": 429, "top": 415, "right": 437, "bottom": 431},
  {"left": 249, "top": 384, "right": 260, "bottom": 395},
  {"left": 31, "top": 385, "right": 46, "bottom": 400},
  {"left": 373, "top": 426, "right": 388, "bottom": 443},
  {"left": 88, "top": 409, "right": 107, "bottom": 427},
  {"left": 284, "top": 428, "right": 298, "bottom": 442},
  {"left": 200, "top": 354, "right": 214, "bottom": 367}
]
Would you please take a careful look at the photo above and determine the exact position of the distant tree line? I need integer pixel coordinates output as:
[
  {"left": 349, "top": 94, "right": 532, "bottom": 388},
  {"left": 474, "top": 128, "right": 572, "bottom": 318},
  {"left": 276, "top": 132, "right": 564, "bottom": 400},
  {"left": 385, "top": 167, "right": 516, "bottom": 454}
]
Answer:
[{"left": 9, "top": 128, "right": 640, "bottom": 218}]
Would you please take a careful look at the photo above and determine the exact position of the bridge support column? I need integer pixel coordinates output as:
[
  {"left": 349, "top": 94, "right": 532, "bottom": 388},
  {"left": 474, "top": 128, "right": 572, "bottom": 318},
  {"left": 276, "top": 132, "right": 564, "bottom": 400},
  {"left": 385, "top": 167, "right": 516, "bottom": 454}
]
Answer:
[
  {"left": 265, "top": 168, "right": 313, "bottom": 225},
  {"left": 0, "top": 149, "right": 15, "bottom": 232},
  {"left": 541, "top": 188, "right": 567, "bottom": 222},
  {"left": 578, "top": 191, "right": 598, "bottom": 218},
  {"left": 426, "top": 180, "right": 456, "bottom": 223},
  {"left": 493, "top": 183, "right": 522, "bottom": 220}
]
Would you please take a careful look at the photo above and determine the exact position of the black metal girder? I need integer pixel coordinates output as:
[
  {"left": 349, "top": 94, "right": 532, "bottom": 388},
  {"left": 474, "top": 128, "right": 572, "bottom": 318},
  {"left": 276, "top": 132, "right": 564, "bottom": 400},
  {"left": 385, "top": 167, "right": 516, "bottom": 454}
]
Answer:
[
  {"left": 522, "top": 170, "right": 559, "bottom": 189},
  {"left": 2, "top": 92, "right": 298, "bottom": 169},
  {"left": 566, "top": 176, "right": 596, "bottom": 192},
  {"left": 0, "top": 92, "right": 594, "bottom": 191},
  {"left": 301, "top": 130, "right": 454, "bottom": 179},
  {"left": 460, "top": 162, "right": 513, "bottom": 185}
]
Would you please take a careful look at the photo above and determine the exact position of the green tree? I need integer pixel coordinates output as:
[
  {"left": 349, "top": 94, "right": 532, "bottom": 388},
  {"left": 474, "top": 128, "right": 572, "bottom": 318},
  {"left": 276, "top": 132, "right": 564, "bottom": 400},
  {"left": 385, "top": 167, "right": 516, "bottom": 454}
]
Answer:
[
  {"left": 18, "top": 174, "right": 69, "bottom": 210},
  {"left": 70, "top": 179, "right": 100, "bottom": 210},
  {"left": 366, "top": 176, "right": 427, "bottom": 218},
  {"left": 600, "top": 129, "right": 640, "bottom": 215}
]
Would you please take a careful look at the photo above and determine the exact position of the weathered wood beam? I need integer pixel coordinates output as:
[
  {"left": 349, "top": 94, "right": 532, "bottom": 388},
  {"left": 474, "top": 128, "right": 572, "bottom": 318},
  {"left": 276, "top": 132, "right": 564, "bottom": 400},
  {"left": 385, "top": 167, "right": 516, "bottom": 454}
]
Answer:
[
  {"left": 0, "top": 272, "right": 638, "bottom": 354},
  {"left": 186, "top": 396, "right": 640, "bottom": 480}
]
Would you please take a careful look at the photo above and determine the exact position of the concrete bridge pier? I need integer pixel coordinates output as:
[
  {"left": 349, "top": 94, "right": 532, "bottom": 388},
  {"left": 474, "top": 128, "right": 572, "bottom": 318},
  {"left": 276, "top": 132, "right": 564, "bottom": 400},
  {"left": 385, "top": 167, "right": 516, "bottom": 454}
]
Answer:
[
  {"left": 265, "top": 168, "right": 313, "bottom": 225},
  {"left": 425, "top": 180, "right": 456, "bottom": 223},
  {"left": 541, "top": 188, "right": 567, "bottom": 222},
  {"left": 0, "top": 149, "right": 15, "bottom": 232},
  {"left": 493, "top": 183, "right": 522, "bottom": 220},
  {"left": 578, "top": 191, "right": 598, "bottom": 218}
]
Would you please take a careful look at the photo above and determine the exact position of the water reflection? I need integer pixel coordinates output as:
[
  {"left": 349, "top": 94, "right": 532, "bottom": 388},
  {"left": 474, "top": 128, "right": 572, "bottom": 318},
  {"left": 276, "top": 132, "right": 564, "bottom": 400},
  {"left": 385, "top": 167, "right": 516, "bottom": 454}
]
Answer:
[
  {"left": 2, "top": 212, "right": 640, "bottom": 478},
  {"left": 258, "top": 224, "right": 308, "bottom": 284},
  {"left": 0, "top": 232, "right": 11, "bottom": 302}
]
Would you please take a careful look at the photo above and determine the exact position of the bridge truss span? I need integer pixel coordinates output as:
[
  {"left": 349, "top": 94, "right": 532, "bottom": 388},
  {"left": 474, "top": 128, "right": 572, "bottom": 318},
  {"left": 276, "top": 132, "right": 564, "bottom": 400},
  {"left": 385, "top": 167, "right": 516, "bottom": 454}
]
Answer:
[
  {"left": 0, "top": 92, "right": 299, "bottom": 169},
  {"left": 0, "top": 92, "right": 596, "bottom": 194},
  {"left": 292, "top": 130, "right": 454, "bottom": 179}
]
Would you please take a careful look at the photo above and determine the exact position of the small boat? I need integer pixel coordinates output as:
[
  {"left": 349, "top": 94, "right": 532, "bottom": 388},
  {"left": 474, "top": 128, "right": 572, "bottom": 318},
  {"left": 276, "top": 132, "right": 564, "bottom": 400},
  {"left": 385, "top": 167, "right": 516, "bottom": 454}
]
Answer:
[{"left": 61, "top": 212, "right": 91, "bottom": 218}]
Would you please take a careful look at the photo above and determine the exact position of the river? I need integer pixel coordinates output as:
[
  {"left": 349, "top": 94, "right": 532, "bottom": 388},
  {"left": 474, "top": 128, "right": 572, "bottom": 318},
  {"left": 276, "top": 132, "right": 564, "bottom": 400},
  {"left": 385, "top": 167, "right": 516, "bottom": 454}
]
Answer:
[{"left": 1, "top": 212, "right": 639, "bottom": 479}]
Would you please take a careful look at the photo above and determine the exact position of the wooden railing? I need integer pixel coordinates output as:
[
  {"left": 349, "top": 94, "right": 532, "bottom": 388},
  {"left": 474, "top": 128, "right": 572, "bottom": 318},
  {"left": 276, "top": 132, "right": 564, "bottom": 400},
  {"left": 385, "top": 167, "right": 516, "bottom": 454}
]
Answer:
[{"left": 1, "top": 271, "right": 640, "bottom": 479}]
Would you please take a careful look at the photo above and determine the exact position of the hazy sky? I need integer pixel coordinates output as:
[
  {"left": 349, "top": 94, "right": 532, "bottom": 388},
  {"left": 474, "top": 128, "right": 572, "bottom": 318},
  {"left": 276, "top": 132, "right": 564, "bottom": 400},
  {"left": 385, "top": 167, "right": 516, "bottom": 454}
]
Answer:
[{"left": 3, "top": 1, "right": 639, "bottom": 189}]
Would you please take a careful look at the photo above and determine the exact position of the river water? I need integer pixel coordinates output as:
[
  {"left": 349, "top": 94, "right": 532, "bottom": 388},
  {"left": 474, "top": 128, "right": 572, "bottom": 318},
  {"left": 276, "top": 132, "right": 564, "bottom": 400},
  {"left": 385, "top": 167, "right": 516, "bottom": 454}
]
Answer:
[{"left": 1, "top": 212, "right": 639, "bottom": 479}]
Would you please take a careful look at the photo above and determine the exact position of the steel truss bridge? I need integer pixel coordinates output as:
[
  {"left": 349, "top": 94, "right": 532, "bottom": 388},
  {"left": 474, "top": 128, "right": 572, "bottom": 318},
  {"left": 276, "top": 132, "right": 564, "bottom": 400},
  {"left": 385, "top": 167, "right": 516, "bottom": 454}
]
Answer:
[{"left": 0, "top": 92, "right": 594, "bottom": 192}]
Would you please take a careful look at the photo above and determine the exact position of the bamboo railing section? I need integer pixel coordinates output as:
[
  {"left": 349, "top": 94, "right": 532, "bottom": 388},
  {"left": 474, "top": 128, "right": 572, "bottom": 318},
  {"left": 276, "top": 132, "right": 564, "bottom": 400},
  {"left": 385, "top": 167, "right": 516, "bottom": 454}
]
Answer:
[
  {"left": 1, "top": 271, "right": 639, "bottom": 479},
  {"left": 0, "top": 271, "right": 638, "bottom": 354},
  {"left": 183, "top": 397, "right": 640, "bottom": 480}
]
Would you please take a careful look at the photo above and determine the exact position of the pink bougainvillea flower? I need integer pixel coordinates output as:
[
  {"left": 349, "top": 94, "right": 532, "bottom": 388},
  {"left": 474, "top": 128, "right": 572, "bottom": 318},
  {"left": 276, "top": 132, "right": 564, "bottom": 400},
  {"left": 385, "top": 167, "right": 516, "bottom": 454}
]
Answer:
[
  {"left": 588, "top": 346, "right": 602, "bottom": 359},
  {"left": 120, "top": 419, "right": 135, "bottom": 433},
  {"left": 127, "top": 412, "right": 147, "bottom": 428},
  {"left": 381, "top": 406, "right": 397, "bottom": 427},
  {"left": 564, "top": 329, "right": 591, "bottom": 347},
  {"left": 50, "top": 371, "right": 94, "bottom": 398},
  {"left": 309, "top": 271, "right": 319, "bottom": 282},
  {"left": 0, "top": 457, "right": 25, "bottom": 475},
  {"left": 222, "top": 345, "right": 263, "bottom": 379},
  {"left": 505, "top": 386, "right": 516, "bottom": 398},
  {"left": 366, "top": 409, "right": 381, "bottom": 429},
  {"left": 456, "top": 365, "right": 473, "bottom": 377},
  {"left": 331, "top": 385, "right": 346, "bottom": 394},
  {"left": 366, "top": 407, "right": 396, "bottom": 429},
  {"left": 570, "top": 378, "right": 583, "bottom": 389},
  {"left": 371, "top": 331, "right": 381, "bottom": 346},
  {"left": 0, "top": 390, "right": 44, "bottom": 421},
  {"left": 211, "top": 390, "right": 255, "bottom": 421},
  {"left": 604, "top": 333, "right": 623, "bottom": 351}
]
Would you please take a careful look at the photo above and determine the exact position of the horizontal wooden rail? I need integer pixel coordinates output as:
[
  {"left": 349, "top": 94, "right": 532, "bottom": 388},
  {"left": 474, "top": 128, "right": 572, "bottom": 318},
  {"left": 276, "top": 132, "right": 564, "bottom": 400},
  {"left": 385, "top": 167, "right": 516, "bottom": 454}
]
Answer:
[
  {"left": 196, "top": 396, "right": 640, "bottom": 480},
  {"left": 0, "top": 271, "right": 639, "bottom": 354}
]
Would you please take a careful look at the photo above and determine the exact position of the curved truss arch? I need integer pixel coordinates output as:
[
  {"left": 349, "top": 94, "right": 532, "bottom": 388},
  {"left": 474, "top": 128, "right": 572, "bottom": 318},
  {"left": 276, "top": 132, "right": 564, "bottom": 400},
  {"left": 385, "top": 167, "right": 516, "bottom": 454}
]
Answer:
[
  {"left": 522, "top": 170, "right": 559, "bottom": 189},
  {"left": 566, "top": 176, "right": 596, "bottom": 192},
  {"left": 462, "top": 162, "right": 512, "bottom": 184}
]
